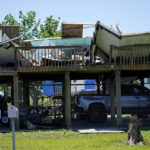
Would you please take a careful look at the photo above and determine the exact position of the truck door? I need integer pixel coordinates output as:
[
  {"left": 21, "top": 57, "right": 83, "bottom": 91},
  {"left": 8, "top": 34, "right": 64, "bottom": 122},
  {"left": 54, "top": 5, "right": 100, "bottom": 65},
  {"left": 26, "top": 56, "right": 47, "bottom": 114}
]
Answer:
[
  {"left": 133, "top": 86, "right": 150, "bottom": 116},
  {"left": 121, "top": 85, "right": 139, "bottom": 114}
]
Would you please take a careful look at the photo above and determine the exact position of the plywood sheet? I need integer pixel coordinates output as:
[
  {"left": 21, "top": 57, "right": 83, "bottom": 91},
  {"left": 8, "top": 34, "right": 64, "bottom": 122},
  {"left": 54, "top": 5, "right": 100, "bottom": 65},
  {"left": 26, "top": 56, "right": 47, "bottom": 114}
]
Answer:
[
  {"left": 78, "top": 128, "right": 125, "bottom": 134},
  {"left": 0, "top": 26, "right": 20, "bottom": 44},
  {"left": 62, "top": 23, "right": 83, "bottom": 38}
]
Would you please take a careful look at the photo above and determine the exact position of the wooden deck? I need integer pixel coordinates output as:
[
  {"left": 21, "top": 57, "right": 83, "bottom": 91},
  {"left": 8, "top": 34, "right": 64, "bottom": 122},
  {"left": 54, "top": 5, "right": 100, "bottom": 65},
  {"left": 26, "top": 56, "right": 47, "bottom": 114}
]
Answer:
[
  {"left": 14, "top": 45, "right": 150, "bottom": 73},
  {"left": 17, "top": 65, "right": 114, "bottom": 73},
  {"left": 15, "top": 46, "right": 85, "bottom": 68},
  {"left": 0, "top": 44, "right": 150, "bottom": 82},
  {"left": 14, "top": 46, "right": 114, "bottom": 77},
  {"left": 110, "top": 44, "right": 150, "bottom": 70}
]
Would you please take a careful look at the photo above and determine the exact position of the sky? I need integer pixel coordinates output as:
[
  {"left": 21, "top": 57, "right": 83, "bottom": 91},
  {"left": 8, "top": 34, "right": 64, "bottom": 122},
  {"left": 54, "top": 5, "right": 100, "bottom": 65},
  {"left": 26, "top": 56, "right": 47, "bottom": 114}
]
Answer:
[{"left": 0, "top": 0, "right": 150, "bottom": 37}]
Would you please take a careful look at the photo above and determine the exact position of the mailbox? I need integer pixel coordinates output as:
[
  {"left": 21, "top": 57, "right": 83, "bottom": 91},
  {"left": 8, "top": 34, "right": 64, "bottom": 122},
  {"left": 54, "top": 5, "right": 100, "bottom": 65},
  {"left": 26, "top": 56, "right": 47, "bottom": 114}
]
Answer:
[{"left": 8, "top": 106, "right": 19, "bottom": 119}]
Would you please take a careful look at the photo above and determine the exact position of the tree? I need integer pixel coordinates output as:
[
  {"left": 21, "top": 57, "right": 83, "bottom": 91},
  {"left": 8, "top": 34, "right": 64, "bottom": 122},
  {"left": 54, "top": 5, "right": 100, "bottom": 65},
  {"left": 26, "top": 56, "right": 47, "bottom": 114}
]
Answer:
[
  {"left": 39, "top": 16, "right": 61, "bottom": 38},
  {"left": 0, "top": 84, "right": 11, "bottom": 98},
  {"left": 126, "top": 116, "right": 143, "bottom": 145},
  {"left": 1, "top": 14, "right": 19, "bottom": 26},
  {"left": 0, "top": 11, "right": 61, "bottom": 105},
  {"left": 19, "top": 11, "right": 41, "bottom": 40},
  {"left": 0, "top": 10, "right": 61, "bottom": 40}
]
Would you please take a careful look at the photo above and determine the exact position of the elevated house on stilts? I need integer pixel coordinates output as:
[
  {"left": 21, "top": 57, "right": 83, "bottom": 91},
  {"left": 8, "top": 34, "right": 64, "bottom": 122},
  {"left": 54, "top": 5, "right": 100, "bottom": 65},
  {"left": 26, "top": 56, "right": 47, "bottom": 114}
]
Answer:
[{"left": 0, "top": 22, "right": 150, "bottom": 129}]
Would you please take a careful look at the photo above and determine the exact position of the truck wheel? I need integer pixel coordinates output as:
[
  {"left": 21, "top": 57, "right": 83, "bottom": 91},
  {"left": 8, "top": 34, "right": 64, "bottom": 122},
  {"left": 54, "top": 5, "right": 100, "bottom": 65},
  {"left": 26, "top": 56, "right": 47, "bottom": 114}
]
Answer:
[
  {"left": 88, "top": 103, "right": 106, "bottom": 122},
  {"left": 27, "top": 107, "right": 39, "bottom": 115},
  {"left": 103, "top": 113, "right": 107, "bottom": 121}
]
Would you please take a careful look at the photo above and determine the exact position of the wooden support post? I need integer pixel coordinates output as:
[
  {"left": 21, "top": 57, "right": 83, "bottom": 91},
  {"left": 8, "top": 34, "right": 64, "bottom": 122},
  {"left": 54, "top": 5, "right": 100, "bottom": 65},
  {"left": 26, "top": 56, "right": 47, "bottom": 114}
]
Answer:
[
  {"left": 96, "top": 78, "right": 100, "bottom": 94},
  {"left": 23, "top": 81, "right": 30, "bottom": 107},
  {"left": 11, "top": 81, "right": 14, "bottom": 105},
  {"left": 64, "top": 72, "right": 71, "bottom": 128},
  {"left": 140, "top": 78, "right": 144, "bottom": 88},
  {"left": 109, "top": 46, "right": 112, "bottom": 64},
  {"left": 110, "top": 75, "right": 115, "bottom": 123},
  {"left": 91, "top": 44, "right": 96, "bottom": 64},
  {"left": 13, "top": 74, "right": 20, "bottom": 130},
  {"left": 32, "top": 85, "right": 38, "bottom": 107},
  {"left": 106, "top": 79, "right": 110, "bottom": 95},
  {"left": 102, "top": 80, "right": 106, "bottom": 95},
  {"left": 115, "top": 70, "right": 122, "bottom": 126},
  {"left": 53, "top": 81, "right": 56, "bottom": 120},
  {"left": 19, "top": 82, "right": 23, "bottom": 105},
  {"left": 62, "top": 80, "right": 65, "bottom": 118}
]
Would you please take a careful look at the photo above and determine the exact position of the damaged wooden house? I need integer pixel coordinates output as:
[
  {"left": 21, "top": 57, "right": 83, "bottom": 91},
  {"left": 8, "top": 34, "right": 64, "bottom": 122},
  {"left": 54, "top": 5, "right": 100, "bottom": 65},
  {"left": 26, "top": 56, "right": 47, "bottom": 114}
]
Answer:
[{"left": 0, "top": 21, "right": 150, "bottom": 129}]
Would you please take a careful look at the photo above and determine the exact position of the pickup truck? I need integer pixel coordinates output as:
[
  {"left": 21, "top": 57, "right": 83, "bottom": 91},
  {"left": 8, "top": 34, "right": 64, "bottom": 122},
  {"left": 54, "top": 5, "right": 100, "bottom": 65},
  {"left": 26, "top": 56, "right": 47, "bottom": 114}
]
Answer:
[{"left": 76, "top": 84, "right": 150, "bottom": 122}]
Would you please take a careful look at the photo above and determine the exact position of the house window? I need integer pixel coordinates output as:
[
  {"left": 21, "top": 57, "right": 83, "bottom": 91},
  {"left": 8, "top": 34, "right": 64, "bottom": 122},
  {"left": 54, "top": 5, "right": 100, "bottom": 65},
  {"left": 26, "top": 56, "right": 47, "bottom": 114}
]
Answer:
[{"left": 0, "top": 29, "right": 2, "bottom": 42}]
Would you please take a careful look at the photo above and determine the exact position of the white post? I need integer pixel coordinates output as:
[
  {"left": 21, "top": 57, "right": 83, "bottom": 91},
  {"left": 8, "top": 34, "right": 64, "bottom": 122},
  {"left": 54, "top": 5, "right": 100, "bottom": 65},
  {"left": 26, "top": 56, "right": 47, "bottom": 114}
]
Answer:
[
  {"left": 8, "top": 105, "right": 19, "bottom": 150},
  {"left": 12, "top": 119, "right": 16, "bottom": 150}
]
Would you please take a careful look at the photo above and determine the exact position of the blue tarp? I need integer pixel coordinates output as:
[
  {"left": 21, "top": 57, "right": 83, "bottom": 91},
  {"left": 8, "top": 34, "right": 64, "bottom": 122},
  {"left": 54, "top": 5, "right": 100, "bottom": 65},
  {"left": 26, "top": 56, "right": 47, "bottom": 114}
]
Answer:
[
  {"left": 81, "top": 80, "right": 96, "bottom": 92},
  {"left": 43, "top": 81, "right": 54, "bottom": 95},
  {"left": 43, "top": 80, "right": 96, "bottom": 95},
  {"left": 43, "top": 81, "right": 62, "bottom": 96}
]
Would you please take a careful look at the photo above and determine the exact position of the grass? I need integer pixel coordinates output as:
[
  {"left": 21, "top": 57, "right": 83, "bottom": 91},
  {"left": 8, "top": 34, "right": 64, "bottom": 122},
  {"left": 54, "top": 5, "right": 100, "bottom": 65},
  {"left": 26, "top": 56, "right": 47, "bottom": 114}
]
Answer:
[{"left": 0, "top": 130, "right": 150, "bottom": 150}]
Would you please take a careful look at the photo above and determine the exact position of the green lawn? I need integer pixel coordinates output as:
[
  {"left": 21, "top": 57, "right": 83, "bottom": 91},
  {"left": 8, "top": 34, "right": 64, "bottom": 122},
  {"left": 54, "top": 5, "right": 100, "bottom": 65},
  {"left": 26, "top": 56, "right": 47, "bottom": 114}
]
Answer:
[{"left": 0, "top": 130, "right": 150, "bottom": 150}]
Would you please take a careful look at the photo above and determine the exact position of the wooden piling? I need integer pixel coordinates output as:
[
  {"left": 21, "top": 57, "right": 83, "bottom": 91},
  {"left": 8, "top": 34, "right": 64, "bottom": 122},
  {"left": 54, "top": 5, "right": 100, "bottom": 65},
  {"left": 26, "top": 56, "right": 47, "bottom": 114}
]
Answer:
[
  {"left": 64, "top": 72, "right": 71, "bottom": 128},
  {"left": 115, "top": 70, "right": 122, "bottom": 126},
  {"left": 13, "top": 74, "right": 20, "bottom": 130},
  {"left": 110, "top": 75, "right": 115, "bottom": 123},
  {"left": 23, "top": 81, "right": 30, "bottom": 107}
]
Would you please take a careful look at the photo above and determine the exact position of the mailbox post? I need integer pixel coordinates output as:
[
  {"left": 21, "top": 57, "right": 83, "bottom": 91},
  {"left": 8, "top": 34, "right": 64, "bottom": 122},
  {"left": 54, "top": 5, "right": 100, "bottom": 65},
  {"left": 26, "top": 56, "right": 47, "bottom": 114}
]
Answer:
[{"left": 8, "top": 106, "right": 19, "bottom": 150}]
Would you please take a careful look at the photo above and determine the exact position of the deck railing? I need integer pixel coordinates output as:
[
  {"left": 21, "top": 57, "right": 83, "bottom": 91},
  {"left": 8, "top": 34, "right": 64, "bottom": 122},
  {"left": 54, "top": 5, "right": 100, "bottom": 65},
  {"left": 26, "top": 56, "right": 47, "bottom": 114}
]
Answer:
[
  {"left": 15, "top": 44, "right": 150, "bottom": 70},
  {"left": 15, "top": 46, "right": 87, "bottom": 68},
  {"left": 109, "top": 44, "right": 150, "bottom": 69}
]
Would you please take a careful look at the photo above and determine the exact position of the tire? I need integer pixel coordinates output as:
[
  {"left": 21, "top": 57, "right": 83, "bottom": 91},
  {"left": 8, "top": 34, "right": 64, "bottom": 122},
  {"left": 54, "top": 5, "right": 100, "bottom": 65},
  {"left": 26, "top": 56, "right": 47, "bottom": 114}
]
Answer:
[
  {"left": 27, "top": 107, "right": 39, "bottom": 115},
  {"left": 1, "top": 116, "right": 10, "bottom": 126},
  {"left": 26, "top": 107, "right": 41, "bottom": 124},
  {"left": 88, "top": 103, "right": 106, "bottom": 122}
]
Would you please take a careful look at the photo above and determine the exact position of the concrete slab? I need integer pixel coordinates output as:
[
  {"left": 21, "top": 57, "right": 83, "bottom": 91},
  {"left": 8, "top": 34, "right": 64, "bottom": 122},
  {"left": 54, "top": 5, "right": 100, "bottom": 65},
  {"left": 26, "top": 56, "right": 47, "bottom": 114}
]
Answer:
[{"left": 78, "top": 128, "right": 125, "bottom": 134}]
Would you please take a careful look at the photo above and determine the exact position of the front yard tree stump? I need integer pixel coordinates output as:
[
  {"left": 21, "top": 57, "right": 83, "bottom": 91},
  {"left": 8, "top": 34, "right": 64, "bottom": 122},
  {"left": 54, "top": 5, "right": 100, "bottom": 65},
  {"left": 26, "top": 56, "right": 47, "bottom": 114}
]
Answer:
[{"left": 126, "top": 116, "right": 143, "bottom": 145}]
